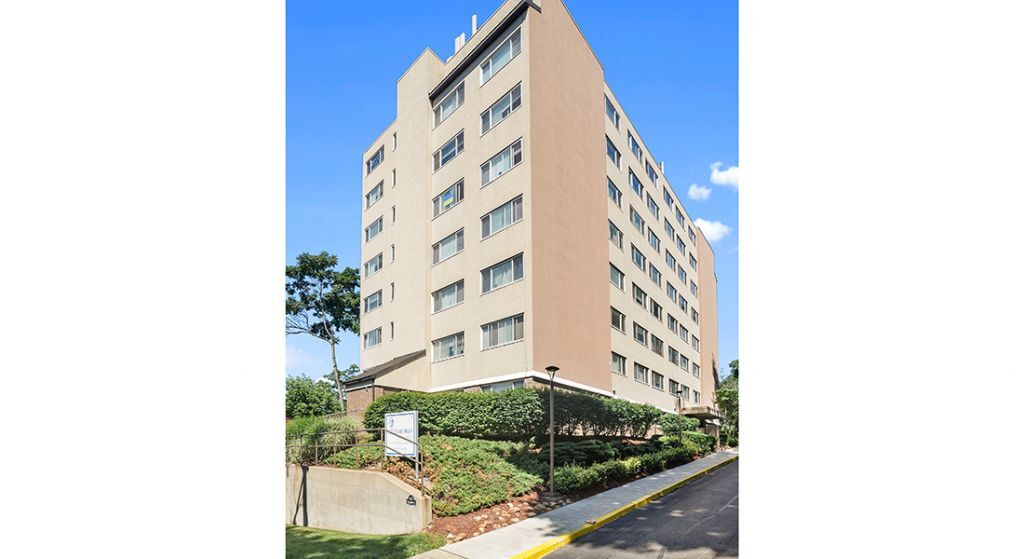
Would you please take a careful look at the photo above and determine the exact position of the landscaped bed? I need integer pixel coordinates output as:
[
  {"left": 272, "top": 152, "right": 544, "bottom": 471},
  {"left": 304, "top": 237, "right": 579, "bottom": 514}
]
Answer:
[{"left": 286, "top": 388, "right": 719, "bottom": 543}]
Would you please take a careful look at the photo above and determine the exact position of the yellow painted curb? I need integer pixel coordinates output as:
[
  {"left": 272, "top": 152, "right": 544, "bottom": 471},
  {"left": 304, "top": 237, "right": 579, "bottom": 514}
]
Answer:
[{"left": 507, "top": 454, "right": 739, "bottom": 559}]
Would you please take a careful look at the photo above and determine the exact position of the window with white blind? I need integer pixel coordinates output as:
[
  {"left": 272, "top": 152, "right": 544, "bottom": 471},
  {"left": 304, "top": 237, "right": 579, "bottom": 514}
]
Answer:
[
  {"left": 432, "top": 332, "right": 464, "bottom": 361},
  {"left": 433, "top": 179, "right": 464, "bottom": 218},
  {"left": 431, "top": 280, "right": 464, "bottom": 313},
  {"left": 365, "top": 181, "right": 383, "bottom": 209},
  {"left": 633, "top": 322, "right": 648, "bottom": 346},
  {"left": 364, "top": 253, "right": 383, "bottom": 277},
  {"left": 652, "top": 371, "right": 664, "bottom": 390},
  {"left": 611, "top": 352, "right": 626, "bottom": 376},
  {"left": 481, "top": 83, "right": 522, "bottom": 134},
  {"left": 433, "top": 82, "right": 465, "bottom": 127},
  {"left": 364, "top": 217, "right": 383, "bottom": 243},
  {"left": 481, "top": 139, "right": 523, "bottom": 185},
  {"left": 363, "top": 290, "right": 382, "bottom": 313},
  {"left": 433, "top": 130, "right": 465, "bottom": 171},
  {"left": 432, "top": 229, "right": 464, "bottom": 264},
  {"left": 481, "top": 195, "right": 523, "bottom": 238},
  {"left": 481, "top": 314, "right": 524, "bottom": 349},
  {"left": 634, "top": 363, "right": 649, "bottom": 384},
  {"left": 481, "top": 253, "right": 523, "bottom": 293},
  {"left": 480, "top": 28, "right": 521, "bottom": 85},
  {"left": 364, "top": 327, "right": 382, "bottom": 348}
]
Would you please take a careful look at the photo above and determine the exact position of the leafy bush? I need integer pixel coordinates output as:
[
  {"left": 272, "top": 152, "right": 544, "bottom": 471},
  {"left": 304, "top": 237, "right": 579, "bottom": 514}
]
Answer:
[
  {"left": 285, "top": 415, "right": 361, "bottom": 464},
  {"left": 680, "top": 432, "right": 717, "bottom": 454},
  {"left": 364, "top": 388, "right": 663, "bottom": 439},
  {"left": 537, "top": 440, "right": 619, "bottom": 467},
  {"left": 551, "top": 440, "right": 707, "bottom": 495},
  {"left": 286, "top": 375, "right": 340, "bottom": 418},
  {"left": 658, "top": 414, "right": 701, "bottom": 437}
]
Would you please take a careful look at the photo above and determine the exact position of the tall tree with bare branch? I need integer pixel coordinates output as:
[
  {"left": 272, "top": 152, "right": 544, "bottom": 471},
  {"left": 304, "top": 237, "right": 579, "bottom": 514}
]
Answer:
[{"left": 286, "top": 252, "right": 360, "bottom": 408}]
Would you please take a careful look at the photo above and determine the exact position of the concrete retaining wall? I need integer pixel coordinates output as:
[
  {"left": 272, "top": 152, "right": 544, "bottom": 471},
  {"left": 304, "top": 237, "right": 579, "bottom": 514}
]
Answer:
[{"left": 285, "top": 464, "right": 431, "bottom": 534}]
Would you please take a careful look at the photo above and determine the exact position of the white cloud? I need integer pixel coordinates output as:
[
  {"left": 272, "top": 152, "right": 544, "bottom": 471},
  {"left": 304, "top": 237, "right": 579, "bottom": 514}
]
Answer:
[
  {"left": 695, "top": 218, "right": 731, "bottom": 244},
  {"left": 688, "top": 183, "right": 711, "bottom": 201},
  {"left": 710, "top": 161, "right": 740, "bottom": 189}
]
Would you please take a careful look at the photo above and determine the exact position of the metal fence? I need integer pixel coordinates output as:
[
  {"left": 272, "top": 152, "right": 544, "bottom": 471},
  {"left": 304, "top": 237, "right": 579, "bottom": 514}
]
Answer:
[{"left": 285, "top": 427, "right": 423, "bottom": 480}]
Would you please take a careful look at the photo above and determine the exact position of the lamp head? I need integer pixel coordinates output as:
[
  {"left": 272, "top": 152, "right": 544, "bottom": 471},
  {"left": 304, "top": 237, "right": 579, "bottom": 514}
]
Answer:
[{"left": 545, "top": 365, "right": 559, "bottom": 376}]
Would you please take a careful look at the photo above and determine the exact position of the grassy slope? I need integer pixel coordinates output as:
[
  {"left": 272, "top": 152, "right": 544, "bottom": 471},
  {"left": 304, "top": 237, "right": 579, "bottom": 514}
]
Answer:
[{"left": 286, "top": 526, "right": 445, "bottom": 559}]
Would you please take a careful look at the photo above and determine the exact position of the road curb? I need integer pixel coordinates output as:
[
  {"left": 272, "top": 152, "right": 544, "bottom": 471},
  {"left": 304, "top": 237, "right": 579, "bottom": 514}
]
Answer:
[{"left": 507, "top": 454, "right": 739, "bottom": 559}]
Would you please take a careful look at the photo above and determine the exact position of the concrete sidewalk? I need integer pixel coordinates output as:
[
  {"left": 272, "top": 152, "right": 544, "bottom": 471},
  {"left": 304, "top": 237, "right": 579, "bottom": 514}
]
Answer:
[{"left": 412, "top": 449, "right": 739, "bottom": 559}]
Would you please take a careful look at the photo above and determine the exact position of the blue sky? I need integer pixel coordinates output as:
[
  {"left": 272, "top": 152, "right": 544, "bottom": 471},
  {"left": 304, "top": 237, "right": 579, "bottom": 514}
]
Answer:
[{"left": 286, "top": 0, "right": 738, "bottom": 380}]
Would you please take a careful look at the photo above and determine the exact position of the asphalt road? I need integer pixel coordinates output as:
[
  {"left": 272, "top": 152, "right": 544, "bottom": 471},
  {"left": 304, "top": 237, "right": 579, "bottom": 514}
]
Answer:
[{"left": 545, "top": 460, "right": 739, "bottom": 559}]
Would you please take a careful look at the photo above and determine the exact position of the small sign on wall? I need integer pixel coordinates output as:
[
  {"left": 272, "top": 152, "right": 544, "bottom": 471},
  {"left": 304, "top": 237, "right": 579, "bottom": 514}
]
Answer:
[{"left": 384, "top": 410, "right": 419, "bottom": 458}]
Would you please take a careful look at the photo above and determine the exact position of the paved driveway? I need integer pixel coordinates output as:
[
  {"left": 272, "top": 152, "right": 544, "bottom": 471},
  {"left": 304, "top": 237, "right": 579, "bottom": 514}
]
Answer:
[{"left": 545, "top": 460, "right": 739, "bottom": 559}]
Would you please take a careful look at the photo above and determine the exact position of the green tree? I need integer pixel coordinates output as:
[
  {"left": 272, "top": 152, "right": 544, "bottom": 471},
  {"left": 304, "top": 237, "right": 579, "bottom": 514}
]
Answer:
[
  {"left": 716, "top": 359, "right": 739, "bottom": 441},
  {"left": 286, "top": 252, "right": 360, "bottom": 408},
  {"left": 728, "top": 359, "right": 739, "bottom": 380},
  {"left": 285, "top": 375, "right": 341, "bottom": 418},
  {"left": 320, "top": 363, "right": 359, "bottom": 410}
]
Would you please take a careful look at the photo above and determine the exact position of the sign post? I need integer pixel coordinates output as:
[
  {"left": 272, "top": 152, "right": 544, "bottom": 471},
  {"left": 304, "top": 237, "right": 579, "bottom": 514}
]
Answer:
[{"left": 384, "top": 410, "right": 420, "bottom": 479}]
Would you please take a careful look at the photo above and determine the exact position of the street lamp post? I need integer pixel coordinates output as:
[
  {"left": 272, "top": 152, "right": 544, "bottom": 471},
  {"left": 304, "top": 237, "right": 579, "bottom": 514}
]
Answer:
[{"left": 545, "top": 365, "right": 560, "bottom": 497}]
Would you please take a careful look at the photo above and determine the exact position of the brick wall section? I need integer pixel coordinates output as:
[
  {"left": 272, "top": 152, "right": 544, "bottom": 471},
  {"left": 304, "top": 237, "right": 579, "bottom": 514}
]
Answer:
[{"left": 344, "top": 385, "right": 403, "bottom": 421}]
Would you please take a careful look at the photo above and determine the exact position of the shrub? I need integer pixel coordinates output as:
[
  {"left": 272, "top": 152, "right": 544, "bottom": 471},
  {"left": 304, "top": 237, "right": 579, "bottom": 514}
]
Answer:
[
  {"left": 285, "top": 415, "right": 361, "bottom": 464},
  {"left": 551, "top": 440, "right": 712, "bottom": 496},
  {"left": 658, "top": 414, "right": 701, "bottom": 437},
  {"left": 680, "top": 432, "right": 717, "bottom": 454},
  {"left": 364, "top": 388, "right": 664, "bottom": 439},
  {"left": 537, "top": 440, "right": 619, "bottom": 467},
  {"left": 285, "top": 375, "right": 340, "bottom": 418}
]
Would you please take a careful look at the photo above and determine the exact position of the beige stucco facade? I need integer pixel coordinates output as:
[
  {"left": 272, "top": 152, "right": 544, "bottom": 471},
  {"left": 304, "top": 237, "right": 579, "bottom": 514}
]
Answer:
[{"left": 356, "top": 0, "right": 719, "bottom": 414}]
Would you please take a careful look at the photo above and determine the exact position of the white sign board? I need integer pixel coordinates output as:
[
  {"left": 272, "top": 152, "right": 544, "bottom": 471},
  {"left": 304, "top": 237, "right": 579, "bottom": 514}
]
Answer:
[{"left": 384, "top": 410, "right": 419, "bottom": 458}]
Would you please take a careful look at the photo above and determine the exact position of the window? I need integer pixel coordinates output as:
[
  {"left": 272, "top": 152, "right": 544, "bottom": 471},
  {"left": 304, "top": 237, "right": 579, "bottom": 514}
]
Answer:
[
  {"left": 648, "top": 265, "right": 662, "bottom": 287},
  {"left": 364, "top": 327, "right": 382, "bottom": 348},
  {"left": 432, "top": 228, "right": 464, "bottom": 264},
  {"left": 628, "top": 131, "right": 642, "bottom": 160},
  {"left": 669, "top": 347, "right": 680, "bottom": 366},
  {"left": 432, "top": 280, "right": 465, "bottom": 313},
  {"left": 366, "top": 146, "right": 383, "bottom": 175},
  {"left": 607, "top": 178, "right": 622, "bottom": 208},
  {"left": 667, "top": 314, "right": 678, "bottom": 334},
  {"left": 692, "top": 308, "right": 699, "bottom": 324},
  {"left": 689, "top": 254, "right": 698, "bottom": 270},
  {"left": 649, "top": 299, "right": 662, "bottom": 321},
  {"left": 390, "top": 244, "right": 395, "bottom": 262},
  {"left": 663, "top": 188, "right": 675, "bottom": 209},
  {"left": 391, "top": 205, "right": 396, "bottom": 223},
  {"left": 481, "top": 195, "right": 523, "bottom": 238},
  {"left": 392, "top": 168, "right": 397, "bottom": 187},
  {"left": 679, "top": 296, "right": 689, "bottom": 313},
  {"left": 667, "top": 282, "right": 678, "bottom": 303},
  {"left": 481, "top": 253, "right": 523, "bottom": 293},
  {"left": 481, "top": 139, "right": 523, "bottom": 185},
  {"left": 611, "top": 352, "right": 626, "bottom": 376},
  {"left": 605, "top": 95, "right": 620, "bottom": 128},
  {"left": 482, "top": 380, "right": 525, "bottom": 393},
  {"left": 364, "top": 217, "right": 383, "bottom": 242},
  {"left": 432, "top": 332, "right": 465, "bottom": 361},
  {"left": 631, "top": 244, "right": 647, "bottom": 271},
  {"left": 609, "top": 220, "right": 623, "bottom": 249},
  {"left": 680, "top": 326, "right": 690, "bottom": 343},
  {"left": 611, "top": 307, "right": 626, "bottom": 332},
  {"left": 433, "top": 179, "right": 465, "bottom": 218},
  {"left": 390, "top": 321, "right": 394, "bottom": 339},
  {"left": 676, "top": 235, "right": 686, "bottom": 254},
  {"left": 690, "top": 280, "right": 699, "bottom": 297},
  {"left": 481, "top": 83, "right": 522, "bottom": 134},
  {"left": 652, "top": 371, "right": 664, "bottom": 390},
  {"left": 610, "top": 264, "right": 625, "bottom": 290},
  {"left": 646, "top": 160, "right": 659, "bottom": 186},
  {"left": 680, "top": 385, "right": 690, "bottom": 401},
  {"left": 681, "top": 354, "right": 690, "bottom": 371},
  {"left": 694, "top": 391, "right": 701, "bottom": 405},
  {"left": 666, "top": 251, "right": 678, "bottom": 272},
  {"left": 481, "top": 313, "right": 524, "bottom": 349},
  {"left": 676, "top": 207, "right": 685, "bottom": 226},
  {"left": 365, "top": 181, "right": 383, "bottom": 209},
  {"left": 692, "top": 336, "right": 700, "bottom": 351},
  {"left": 651, "top": 335, "right": 664, "bottom": 356},
  {"left": 693, "top": 364, "right": 701, "bottom": 379},
  {"left": 629, "top": 206, "right": 645, "bottom": 234},
  {"left": 629, "top": 169, "right": 644, "bottom": 197},
  {"left": 480, "top": 28, "right": 522, "bottom": 84},
  {"left": 689, "top": 226, "right": 697, "bottom": 243},
  {"left": 647, "top": 229, "right": 661, "bottom": 252},
  {"left": 664, "top": 219, "right": 676, "bottom": 240},
  {"left": 390, "top": 282, "right": 395, "bottom": 301},
  {"left": 677, "top": 264, "right": 688, "bottom": 285},
  {"left": 433, "top": 81, "right": 465, "bottom": 126},
  {"left": 606, "top": 136, "right": 621, "bottom": 167},
  {"left": 669, "top": 379, "right": 680, "bottom": 395},
  {"left": 632, "top": 283, "right": 647, "bottom": 307},
  {"left": 634, "top": 363, "right": 649, "bottom": 384},
  {"left": 646, "top": 193, "right": 660, "bottom": 219},
  {"left": 433, "top": 130, "right": 465, "bottom": 171},
  {"left": 364, "top": 290, "right": 382, "bottom": 313},
  {"left": 392, "top": 132, "right": 397, "bottom": 151},
  {"left": 364, "top": 253, "right": 383, "bottom": 277},
  {"left": 633, "top": 322, "right": 648, "bottom": 346}
]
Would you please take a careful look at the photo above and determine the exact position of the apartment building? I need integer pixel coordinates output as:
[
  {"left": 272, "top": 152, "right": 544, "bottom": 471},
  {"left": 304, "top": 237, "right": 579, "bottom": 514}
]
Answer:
[{"left": 346, "top": 0, "right": 719, "bottom": 421}]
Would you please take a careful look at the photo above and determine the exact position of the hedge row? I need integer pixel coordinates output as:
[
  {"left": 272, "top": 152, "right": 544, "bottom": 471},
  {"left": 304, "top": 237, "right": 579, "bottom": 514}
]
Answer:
[
  {"left": 363, "top": 388, "right": 664, "bottom": 438},
  {"left": 553, "top": 438, "right": 704, "bottom": 494},
  {"left": 285, "top": 415, "right": 362, "bottom": 464}
]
